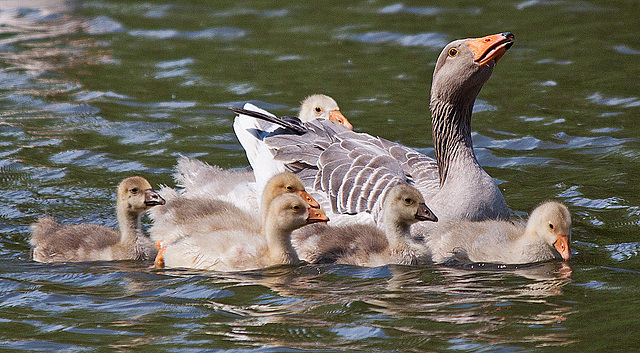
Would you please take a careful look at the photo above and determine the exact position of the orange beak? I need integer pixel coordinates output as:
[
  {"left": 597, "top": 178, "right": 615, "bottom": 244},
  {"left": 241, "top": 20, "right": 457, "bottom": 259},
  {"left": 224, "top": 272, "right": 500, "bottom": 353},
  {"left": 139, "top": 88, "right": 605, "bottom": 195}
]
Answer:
[
  {"left": 329, "top": 110, "right": 354, "bottom": 130},
  {"left": 467, "top": 32, "right": 515, "bottom": 67},
  {"left": 298, "top": 190, "right": 320, "bottom": 209},
  {"left": 553, "top": 234, "right": 571, "bottom": 261},
  {"left": 306, "top": 207, "right": 329, "bottom": 224}
]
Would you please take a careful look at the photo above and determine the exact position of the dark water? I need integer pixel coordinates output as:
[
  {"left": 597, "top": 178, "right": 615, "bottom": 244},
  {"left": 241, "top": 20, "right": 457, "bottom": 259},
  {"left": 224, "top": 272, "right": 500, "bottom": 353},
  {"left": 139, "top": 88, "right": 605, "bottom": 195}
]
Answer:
[{"left": 0, "top": 0, "right": 639, "bottom": 351}]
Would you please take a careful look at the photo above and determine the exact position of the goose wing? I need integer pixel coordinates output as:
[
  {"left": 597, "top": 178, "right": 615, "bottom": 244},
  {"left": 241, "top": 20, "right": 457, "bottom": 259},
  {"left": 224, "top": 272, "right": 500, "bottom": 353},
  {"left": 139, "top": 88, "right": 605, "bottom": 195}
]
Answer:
[{"left": 234, "top": 104, "right": 440, "bottom": 221}]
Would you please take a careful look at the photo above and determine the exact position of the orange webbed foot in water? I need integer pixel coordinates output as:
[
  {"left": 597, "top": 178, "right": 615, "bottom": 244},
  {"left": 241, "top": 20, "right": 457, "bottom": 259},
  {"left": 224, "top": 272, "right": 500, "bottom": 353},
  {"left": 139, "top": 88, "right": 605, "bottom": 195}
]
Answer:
[{"left": 154, "top": 240, "right": 166, "bottom": 269}]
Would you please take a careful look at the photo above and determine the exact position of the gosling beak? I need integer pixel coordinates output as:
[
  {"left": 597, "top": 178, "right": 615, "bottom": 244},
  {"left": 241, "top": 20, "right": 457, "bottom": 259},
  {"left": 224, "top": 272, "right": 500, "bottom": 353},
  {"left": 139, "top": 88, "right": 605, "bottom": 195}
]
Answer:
[
  {"left": 467, "top": 32, "right": 515, "bottom": 67},
  {"left": 329, "top": 110, "right": 354, "bottom": 130},
  {"left": 553, "top": 234, "right": 571, "bottom": 261},
  {"left": 299, "top": 190, "right": 320, "bottom": 209},
  {"left": 306, "top": 207, "right": 329, "bottom": 224},
  {"left": 144, "top": 189, "right": 166, "bottom": 206},
  {"left": 414, "top": 203, "right": 438, "bottom": 222}
]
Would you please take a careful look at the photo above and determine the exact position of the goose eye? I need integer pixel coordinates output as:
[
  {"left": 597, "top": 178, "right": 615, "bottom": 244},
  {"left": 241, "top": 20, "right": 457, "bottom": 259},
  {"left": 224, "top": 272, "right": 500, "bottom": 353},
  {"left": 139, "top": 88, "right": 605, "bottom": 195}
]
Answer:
[
  {"left": 285, "top": 185, "right": 295, "bottom": 192},
  {"left": 549, "top": 223, "right": 554, "bottom": 230},
  {"left": 314, "top": 106, "right": 322, "bottom": 113},
  {"left": 448, "top": 48, "right": 458, "bottom": 57},
  {"left": 130, "top": 188, "right": 139, "bottom": 194}
]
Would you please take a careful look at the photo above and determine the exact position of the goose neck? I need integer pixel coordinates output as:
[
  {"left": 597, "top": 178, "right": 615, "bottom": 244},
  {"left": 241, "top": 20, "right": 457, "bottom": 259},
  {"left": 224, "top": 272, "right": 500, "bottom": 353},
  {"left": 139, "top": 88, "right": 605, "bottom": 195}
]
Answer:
[
  {"left": 383, "top": 220, "right": 412, "bottom": 250},
  {"left": 262, "top": 217, "right": 300, "bottom": 265},
  {"left": 429, "top": 99, "right": 478, "bottom": 185},
  {"left": 116, "top": 202, "right": 142, "bottom": 245}
]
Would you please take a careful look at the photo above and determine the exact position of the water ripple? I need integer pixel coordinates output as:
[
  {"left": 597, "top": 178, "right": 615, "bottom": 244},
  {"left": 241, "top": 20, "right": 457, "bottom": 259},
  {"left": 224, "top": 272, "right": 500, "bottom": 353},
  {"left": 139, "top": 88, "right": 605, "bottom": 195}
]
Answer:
[
  {"left": 336, "top": 30, "right": 448, "bottom": 49},
  {"left": 146, "top": 283, "right": 234, "bottom": 300},
  {"left": 2, "top": 94, "right": 99, "bottom": 116},
  {"left": 613, "top": 45, "right": 640, "bottom": 55},
  {"left": 211, "top": 8, "right": 290, "bottom": 18},
  {"left": 72, "top": 90, "right": 130, "bottom": 102},
  {"left": 516, "top": 0, "right": 602, "bottom": 11},
  {"left": 228, "top": 83, "right": 256, "bottom": 95},
  {"left": 565, "top": 195, "right": 626, "bottom": 210},
  {"left": 472, "top": 99, "right": 497, "bottom": 113},
  {"left": 115, "top": 100, "right": 197, "bottom": 110},
  {"left": 536, "top": 58, "right": 573, "bottom": 65},
  {"left": 50, "top": 150, "right": 147, "bottom": 172},
  {"left": 0, "top": 71, "right": 39, "bottom": 90},
  {"left": 61, "top": 116, "right": 176, "bottom": 145},
  {"left": 553, "top": 132, "right": 634, "bottom": 149},
  {"left": 605, "top": 242, "right": 640, "bottom": 261},
  {"left": 0, "top": 340, "right": 84, "bottom": 352},
  {"left": 378, "top": 3, "right": 482, "bottom": 16},
  {"left": 156, "top": 58, "right": 195, "bottom": 69},
  {"left": 333, "top": 325, "right": 388, "bottom": 340},
  {"left": 84, "top": 16, "right": 125, "bottom": 35},
  {"left": 129, "top": 27, "right": 246, "bottom": 40},
  {"left": 587, "top": 92, "right": 640, "bottom": 108}
]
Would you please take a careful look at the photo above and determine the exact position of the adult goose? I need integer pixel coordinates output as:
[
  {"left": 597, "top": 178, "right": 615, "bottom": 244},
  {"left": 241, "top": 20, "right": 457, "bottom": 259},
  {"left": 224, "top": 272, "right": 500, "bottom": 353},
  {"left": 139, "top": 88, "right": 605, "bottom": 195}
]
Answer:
[
  {"left": 233, "top": 33, "right": 514, "bottom": 229},
  {"left": 294, "top": 184, "right": 438, "bottom": 267},
  {"left": 30, "top": 176, "right": 165, "bottom": 263},
  {"left": 427, "top": 201, "right": 571, "bottom": 264},
  {"left": 157, "top": 193, "right": 329, "bottom": 271}
]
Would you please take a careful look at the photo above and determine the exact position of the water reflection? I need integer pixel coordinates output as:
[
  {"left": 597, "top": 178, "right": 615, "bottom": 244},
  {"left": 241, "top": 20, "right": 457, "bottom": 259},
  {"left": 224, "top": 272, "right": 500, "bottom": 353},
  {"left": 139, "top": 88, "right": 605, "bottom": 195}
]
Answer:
[{"left": 138, "top": 261, "right": 576, "bottom": 349}]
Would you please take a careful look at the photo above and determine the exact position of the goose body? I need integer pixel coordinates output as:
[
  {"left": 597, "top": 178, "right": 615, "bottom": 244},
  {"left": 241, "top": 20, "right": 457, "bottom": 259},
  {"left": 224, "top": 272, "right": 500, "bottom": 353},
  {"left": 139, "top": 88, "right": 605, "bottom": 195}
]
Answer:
[
  {"left": 30, "top": 176, "right": 165, "bottom": 263},
  {"left": 427, "top": 201, "right": 571, "bottom": 264},
  {"left": 295, "top": 184, "right": 437, "bottom": 266},
  {"left": 160, "top": 193, "right": 329, "bottom": 271},
  {"left": 233, "top": 33, "right": 515, "bottom": 230}
]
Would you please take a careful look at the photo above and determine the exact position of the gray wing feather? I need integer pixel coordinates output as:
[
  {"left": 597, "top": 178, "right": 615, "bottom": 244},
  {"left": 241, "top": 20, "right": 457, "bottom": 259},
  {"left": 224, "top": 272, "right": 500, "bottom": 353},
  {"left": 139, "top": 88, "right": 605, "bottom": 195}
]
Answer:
[
  {"left": 329, "top": 164, "right": 350, "bottom": 213},
  {"left": 250, "top": 117, "right": 440, "bottom": 219}
]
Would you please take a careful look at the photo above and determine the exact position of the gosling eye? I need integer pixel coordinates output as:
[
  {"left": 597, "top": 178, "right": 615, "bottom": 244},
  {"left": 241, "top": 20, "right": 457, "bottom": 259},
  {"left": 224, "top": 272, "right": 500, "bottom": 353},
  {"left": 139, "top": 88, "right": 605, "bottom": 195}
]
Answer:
[
  {"left": 130, "top": 187, "right": 139, "bottom": 194},
  {"left": 314, "top": 106, "right": 322, "bottom": 113},
  {"left": 292, "top": 205, "right": 301, "bottom": 211},
  {"left": 549, "top": 223, "right": 555, "bottom": 230},
  {"left": 403, "top": 198, "right": 413, "bottom": 205},
  {"left": 448, "top": 48, "right": 458, "bottom": 57},
  {"left": 285, "top": 185, "right": 295, "bottom": 192}
]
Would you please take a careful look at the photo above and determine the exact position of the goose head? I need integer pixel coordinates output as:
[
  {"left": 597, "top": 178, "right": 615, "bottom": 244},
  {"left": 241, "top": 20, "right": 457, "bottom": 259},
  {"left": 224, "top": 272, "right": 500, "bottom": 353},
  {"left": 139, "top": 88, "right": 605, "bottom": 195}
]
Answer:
[
  {"left": 117, "top": 176, "right": 166, "bottom": 214},
  {"left": 267, "top": 193, "right": 329, "bottom": 233},
  {"left": 384, "top": 184, "right": 438, "bottom": 225},
  {"left": 527, "top": 201, "right": 572, "bottom": 261},
  {"left": 263, "top": 172, "right": 320, "bottom": 209},
  {"left": 431, "top": 32, "right": 514, "bottom": 106},
  {"left": 299, "top": 94, "right": 353, "bottom": 130}
]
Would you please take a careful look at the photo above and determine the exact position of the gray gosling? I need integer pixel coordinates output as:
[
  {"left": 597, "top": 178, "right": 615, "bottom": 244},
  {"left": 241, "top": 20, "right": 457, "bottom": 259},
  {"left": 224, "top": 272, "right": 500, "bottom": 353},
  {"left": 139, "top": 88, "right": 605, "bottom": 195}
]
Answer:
[
  {"left": 148, "top": 171, "right": 320, "bottom": 248},
  {"left": 159, "top": 193, "right": 329, "bottom": 271},
  {"left": 294, "top": 184, "right": 438, "bottom": 266},
  {"left": 30, "top": 176, "right": 165, "bottom": 263},
  {"left": 427, "top": 200, "right": 571, "bottom": 264}
]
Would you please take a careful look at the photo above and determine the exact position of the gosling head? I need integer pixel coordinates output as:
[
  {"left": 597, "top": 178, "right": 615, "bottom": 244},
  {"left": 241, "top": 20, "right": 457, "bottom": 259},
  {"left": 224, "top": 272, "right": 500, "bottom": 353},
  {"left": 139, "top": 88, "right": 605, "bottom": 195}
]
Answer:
[
  {"left": 299, "top": 94, "right": 353, "bottom": 130},
  {"left": 268, "top": 193, "right": 329, "bottom": 233},
  {"left": 384, "top": 184, "right": 438, "bottom": 225},
  {"left": 117, "top": 176, "right": 166, "bottom": 214},
  {"left": 528, "top": 200, "right": 572, "bottom": 261},
  {"left": 263, "top": 172, "right": 320, "bottom": 209}
]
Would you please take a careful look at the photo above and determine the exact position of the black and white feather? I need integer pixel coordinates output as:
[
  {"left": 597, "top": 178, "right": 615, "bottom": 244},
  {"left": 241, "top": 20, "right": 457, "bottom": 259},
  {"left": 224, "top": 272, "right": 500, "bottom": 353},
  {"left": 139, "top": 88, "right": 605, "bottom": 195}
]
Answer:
[{"left": 233, "top": 104, "right": 440, "bottom": 223}]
